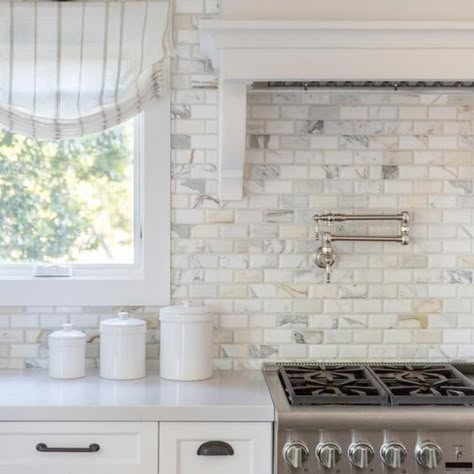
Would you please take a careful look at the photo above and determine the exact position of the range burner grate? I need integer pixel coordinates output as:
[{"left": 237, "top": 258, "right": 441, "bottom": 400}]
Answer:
[
  {"left": 278, "top": 362, "right": 474, "bottom": 406},
  {"left": 279, "top": 364, "right": 389, "bottom": 406},
  {"left": 369, "top": 364, "right": 474, "bottom": 406}
]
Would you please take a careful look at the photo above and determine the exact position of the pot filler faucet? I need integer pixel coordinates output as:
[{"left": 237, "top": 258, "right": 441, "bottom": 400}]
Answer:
[{"left": 313, "top": 212, "right": 410, "bottom": 283}]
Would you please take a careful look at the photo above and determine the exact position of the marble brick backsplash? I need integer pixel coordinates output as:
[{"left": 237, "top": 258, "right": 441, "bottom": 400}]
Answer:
[
  {"left": 170, "top": 87, "right": 474, "bottom": 369},
  {"left": 2, "top": 1, "right": 474, "bottom": 370}
]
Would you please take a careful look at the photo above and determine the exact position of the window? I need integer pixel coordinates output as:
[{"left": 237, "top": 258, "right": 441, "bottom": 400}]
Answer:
[{"left": 0, "top": 99, "right": 170, "bottom": 306}]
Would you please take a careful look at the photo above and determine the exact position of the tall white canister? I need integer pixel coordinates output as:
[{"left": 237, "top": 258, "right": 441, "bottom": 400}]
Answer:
[
  {"left": 48, "top": 324, "right": 86, "bottom": 379},
  {"left": 159, "top": 304, "right": 214, "bottom": 381},
  {"left": 100, "top": 312, "right": 147, "bottom": 380}
]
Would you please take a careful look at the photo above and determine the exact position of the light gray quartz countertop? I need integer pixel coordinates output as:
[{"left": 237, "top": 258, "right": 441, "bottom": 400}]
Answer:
[{"left": 0, "top": 369, "right": 274, "bottom": 422}]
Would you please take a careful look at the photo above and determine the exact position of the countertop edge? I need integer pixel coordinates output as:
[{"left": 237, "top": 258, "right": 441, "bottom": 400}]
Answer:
[{"left": 0, "top": 369, "right": 275, "bottom": 423}]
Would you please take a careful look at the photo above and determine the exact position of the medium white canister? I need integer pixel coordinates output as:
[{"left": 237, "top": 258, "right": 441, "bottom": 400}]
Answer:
[
  {"left": 159, "top": 304, "right": 214, "bottom": 381},
  {"left": 100, "top": 312, "right": 147, "bottom": 380},
  {"left": 48, "top": 324, "right": 86, "bottom": 379}
]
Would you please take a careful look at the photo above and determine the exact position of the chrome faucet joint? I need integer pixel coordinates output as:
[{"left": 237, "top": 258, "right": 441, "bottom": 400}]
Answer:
[{"left": 313, "top": 211, "right": 411, "bottom": 283}]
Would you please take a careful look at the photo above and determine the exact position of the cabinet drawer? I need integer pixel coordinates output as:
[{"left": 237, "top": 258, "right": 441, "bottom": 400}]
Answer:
[
  {"left": 159, "top": 422, "right": 272, "bottom": 474},
  {"left": 0, "top": 422, "right": 157, "bottom": 474}
]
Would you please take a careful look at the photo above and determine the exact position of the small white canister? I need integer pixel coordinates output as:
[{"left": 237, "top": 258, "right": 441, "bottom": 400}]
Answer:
[
  {"left": 100, "top": 312, "right": 146, "bottom": 380},
  {"left": 48, "top": 324, "right": 86, "bottom": 379},
  {"left": 159, "top": 304, "right": 214, "bottom": 381}
]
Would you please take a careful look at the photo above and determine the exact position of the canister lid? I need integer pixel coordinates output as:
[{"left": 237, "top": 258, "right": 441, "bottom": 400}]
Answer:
[
  {"left": 100, "top": 312, "right": 147, "bottom": 330},
  {"left": 49, "top": 323, "right": 86, "bottom": 341},
  {"left": 160, "top": 302, "right": 213, "bottom": 323}
]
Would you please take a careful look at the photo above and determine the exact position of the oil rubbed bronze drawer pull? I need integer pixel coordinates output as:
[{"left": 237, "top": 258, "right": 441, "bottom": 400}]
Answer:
[
  {"left": 36, "top": 443, "right": 101, "bottom": 453},
  {"left": 197, "top": 440, "right": 234, "bottom": 456}
]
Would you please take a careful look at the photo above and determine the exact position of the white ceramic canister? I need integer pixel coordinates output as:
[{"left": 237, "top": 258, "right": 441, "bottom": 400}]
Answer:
[
  {"left": 159, "top": 304, "right": 214, "bottom": 381},
  {"left": 100, "top": 312, "right": 147, "bottom": 380},
  {"left": 48, "top": 324, "right": 86, "bottom": 379}
]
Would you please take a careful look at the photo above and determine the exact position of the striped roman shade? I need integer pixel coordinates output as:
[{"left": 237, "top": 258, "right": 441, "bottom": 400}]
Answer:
[{"left": 0, "top": 0, "right": 173, "bottom": 140}]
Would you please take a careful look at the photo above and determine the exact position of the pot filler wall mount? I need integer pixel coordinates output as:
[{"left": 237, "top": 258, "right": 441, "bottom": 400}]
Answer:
[{"left": 313, "top": 211, "right": 410, "bottom": 283}]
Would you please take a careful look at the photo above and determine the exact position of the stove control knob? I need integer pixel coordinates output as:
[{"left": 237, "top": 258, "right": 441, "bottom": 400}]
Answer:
[
  {"left": 283, "top": 442, "right": 309, "bottom": 469},
  {"left": 381, "top": 442, "right": 407, "bottom": 469},
  {"left": 316, "top": 442, "right": 342, "bottom": 469},
  {"left": 349, "top": 442, "right": 375, "bottom": 469},
  {"left": 416, "top": 442, "right": 442, "bottom": 470}
]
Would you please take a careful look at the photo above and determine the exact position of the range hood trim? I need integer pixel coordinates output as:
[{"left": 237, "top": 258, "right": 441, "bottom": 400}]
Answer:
[{"left": 200, "top": 19, "right": 474, "bottom": 200}]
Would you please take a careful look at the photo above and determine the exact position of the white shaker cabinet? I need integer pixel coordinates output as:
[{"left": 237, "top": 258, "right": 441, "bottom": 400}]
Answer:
[
  {"left": 159, "top": 422, "right": 272, "bottom": 474},
  {"left": 0, "top": 422, "right": 158, "bottom": 474}
]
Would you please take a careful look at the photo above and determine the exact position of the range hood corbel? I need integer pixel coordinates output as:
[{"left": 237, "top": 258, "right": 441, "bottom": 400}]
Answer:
[{"left": 200, "top": 17, "right": 474, "bottom": 200}]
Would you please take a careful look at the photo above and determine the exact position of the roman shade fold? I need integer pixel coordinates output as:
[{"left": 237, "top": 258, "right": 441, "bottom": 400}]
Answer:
[{"left": 0, "top": 0, "right": 173, "bottom": 140}]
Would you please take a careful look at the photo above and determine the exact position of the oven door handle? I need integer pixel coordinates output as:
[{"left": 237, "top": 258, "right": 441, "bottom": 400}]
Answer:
[{"left": 197, "top": 441, "right": 234, "bottom": 456}]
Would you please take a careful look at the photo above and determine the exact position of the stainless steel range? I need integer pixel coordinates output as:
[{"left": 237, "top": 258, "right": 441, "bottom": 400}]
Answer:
[{"left": 264, "top": 362, "right": 474, "bottom": 474}]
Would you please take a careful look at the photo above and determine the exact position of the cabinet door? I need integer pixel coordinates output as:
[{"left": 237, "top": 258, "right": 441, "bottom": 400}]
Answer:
[
  {"left": 159, "top": 422, "right": 272, "bottom": 474},
  {"left": 0, "top": 422, "right": 158, "bottom": 474}
]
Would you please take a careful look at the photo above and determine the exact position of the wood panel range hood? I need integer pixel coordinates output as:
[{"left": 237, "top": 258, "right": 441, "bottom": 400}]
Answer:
[{"left": 200, "top": 0, "right": 474, "bottom": 200}]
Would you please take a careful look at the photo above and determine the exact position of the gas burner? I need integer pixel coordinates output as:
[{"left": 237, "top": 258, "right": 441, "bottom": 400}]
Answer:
[
  {"left": 370, "top": 364, "right": 474, "bottom": 405},
  {"left": 278, "top": 363, "right": 474, "bottom": 406},
  {"left": 279, "top": 364, "right": 388, "bottom": 406}
]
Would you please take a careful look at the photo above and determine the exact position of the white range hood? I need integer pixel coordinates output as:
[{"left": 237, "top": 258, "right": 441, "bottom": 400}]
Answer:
[{"left": 200, "top": 0, "right": 474, "bottom": 200}]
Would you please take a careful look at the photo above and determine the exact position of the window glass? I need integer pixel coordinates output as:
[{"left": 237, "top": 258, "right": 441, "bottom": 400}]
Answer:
[{"left": 0, "top": 120, "right": 135, "bottom": 265}]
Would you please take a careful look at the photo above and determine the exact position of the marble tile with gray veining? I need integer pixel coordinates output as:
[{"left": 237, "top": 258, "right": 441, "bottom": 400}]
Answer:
[
  {"left": 249, "top": 134, "right": 271, "bottom": 149},
  {"left": 340, "top": 135, "right": 370, "bottom": 149},
  {"left": 174, "top": 269, "right": 205, "bottom": 284},
  {"left": 171, "top": 104, "right": 191, "bottom": 119},
  {"left": 340, "top": 316, "right": 368, "bottom": 328},
  {"left": 459, "top": 135, "right": 474, "bottom": 149},
  {"left": 263, "top": 239, "right": 289, "bottom": 254},
  {"left": 278, "top": 314, "right": 308, "bottom": 329},
  {"left": 171, "top": 224, "right": 191, "bottom": 239},
  {"left": 249, "top": 164, "right": 279, "bottom": 180},
  {"left": 171, "top": 164, "right": 192, "bottom": 178},
  {"left": 446, "top": 269, "right": 473, "bottom": 284},
  {"left": 338, "top": 285, "right": 368, "bottom": 299},
  {"left": 191, "top": 75, "right": 218, "bottom": 89},
  {"left": 171, "top": 134, "right": 191, "bottom": 149},
  {"left": 249, "top": 345, "right": 278, "bottom": 359},
  {"left": 295, "top": 120, "right": 324, "bottom": 135},
  {"left": 381, "top": 165, "right": 399, "bottom": 179},
  {"left": 322, "top": 164, "right": 340, "bottom": 179},
  {"left": 278, "top": 284, "right": 309, "bottom": 298},
  {"left": 264, "top": 209, "right": 294, "bottom": 224},
  {"left": 177, "top": 179, "right": 206, "bottom": 194},
  {"left": 293, "top": 330, "right": 323, "bottom": 344},
  {"left": 448, "top": 180, "right": 473, "bottom": 194}
]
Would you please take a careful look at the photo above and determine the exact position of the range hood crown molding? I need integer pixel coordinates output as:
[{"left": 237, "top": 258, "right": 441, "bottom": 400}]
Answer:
[{"left": 200, "top": 18, "right": 474, "bottom": 200}]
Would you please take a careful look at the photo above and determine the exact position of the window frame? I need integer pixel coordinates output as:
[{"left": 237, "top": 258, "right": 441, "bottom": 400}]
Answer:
[{"left": 0, "top": 97, "right": 170, "bottom": 306}]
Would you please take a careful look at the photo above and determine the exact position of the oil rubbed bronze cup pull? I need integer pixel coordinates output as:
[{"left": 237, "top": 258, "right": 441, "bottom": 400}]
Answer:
[
  {"left": 36, "top": 443, "right": 100, "bottom": 453},
  {"left": 197, "top": 441, "right": 234, "bottom": 456}
]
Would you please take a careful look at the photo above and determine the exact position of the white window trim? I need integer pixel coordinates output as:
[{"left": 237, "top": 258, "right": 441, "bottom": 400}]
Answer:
[{"left": 0, "top": 97, "right": 170, "bottom": 306}]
